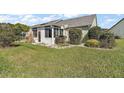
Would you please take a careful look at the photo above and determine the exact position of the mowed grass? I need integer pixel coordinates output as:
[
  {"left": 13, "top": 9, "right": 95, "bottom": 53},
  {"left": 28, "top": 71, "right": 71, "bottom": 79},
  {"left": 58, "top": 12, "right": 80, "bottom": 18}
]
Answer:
[{"left": 0, "top": 39, "right": 124, "bottom": 78}]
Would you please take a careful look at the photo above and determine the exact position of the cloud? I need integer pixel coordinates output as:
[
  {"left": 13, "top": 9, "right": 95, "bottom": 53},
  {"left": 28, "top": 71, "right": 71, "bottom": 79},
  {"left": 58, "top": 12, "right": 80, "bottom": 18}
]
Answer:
[
  {"left": 42, "top": 15, "right": 59, "bottom": 22},
  {"left": 0, "top": 14, "right": 83, "bottom": 26},
  {"left": 0, "top": 15, "right": 17, "bottom": 23},
  {"left": 18, "top": 15, "right": 42, "bottom": 25},
  {"left": 0, "top": 14, "right": 42, "bottom": 25}
]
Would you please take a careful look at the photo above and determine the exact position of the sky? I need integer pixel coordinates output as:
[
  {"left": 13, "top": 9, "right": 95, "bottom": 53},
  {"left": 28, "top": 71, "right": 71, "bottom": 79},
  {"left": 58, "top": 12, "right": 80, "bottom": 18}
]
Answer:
[{"left": 0, "top": 14, "right": 124, "bottom": 28}]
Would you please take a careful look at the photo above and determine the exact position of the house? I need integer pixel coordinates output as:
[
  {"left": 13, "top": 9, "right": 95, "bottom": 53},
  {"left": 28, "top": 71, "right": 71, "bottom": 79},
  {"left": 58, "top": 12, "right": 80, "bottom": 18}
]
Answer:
[
  {"left": 30, "top": 14, "right": 97, "bottom": 45},
  {"left": 109, "top": 18, "right": 124, "bottom": 38}
]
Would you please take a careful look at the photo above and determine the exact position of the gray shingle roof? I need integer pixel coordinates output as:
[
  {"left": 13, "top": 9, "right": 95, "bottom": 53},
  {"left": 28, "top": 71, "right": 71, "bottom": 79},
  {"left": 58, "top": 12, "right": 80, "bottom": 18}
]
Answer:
[
  {"left": 56, "top": 14, "right": 96, "bottom": 28},
  {"left": 32, "top": 14, "right": 96, "bottom": 28}
]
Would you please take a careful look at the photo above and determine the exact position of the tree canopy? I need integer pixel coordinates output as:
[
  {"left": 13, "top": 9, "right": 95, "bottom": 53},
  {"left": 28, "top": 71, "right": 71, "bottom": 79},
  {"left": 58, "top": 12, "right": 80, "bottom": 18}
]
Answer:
[{"left": 0, "top": 23, "right": 30, "bottom": 47}]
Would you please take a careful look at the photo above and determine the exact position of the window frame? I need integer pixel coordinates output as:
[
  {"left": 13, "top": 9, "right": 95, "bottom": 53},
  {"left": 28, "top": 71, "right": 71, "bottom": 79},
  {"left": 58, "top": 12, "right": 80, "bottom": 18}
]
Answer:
[
  {"left": 45, "top": 26, "right": 52, "bottom": 38},
  {"left": 32, "top": 28, "right": 37, "bottom": 38}
]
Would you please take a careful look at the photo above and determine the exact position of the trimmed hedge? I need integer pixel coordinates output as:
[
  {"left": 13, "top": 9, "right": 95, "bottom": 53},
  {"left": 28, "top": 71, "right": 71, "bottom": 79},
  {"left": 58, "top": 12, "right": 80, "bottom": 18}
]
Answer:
[{"left": 69, "top": 28, "right": 82, "bottom": 44}]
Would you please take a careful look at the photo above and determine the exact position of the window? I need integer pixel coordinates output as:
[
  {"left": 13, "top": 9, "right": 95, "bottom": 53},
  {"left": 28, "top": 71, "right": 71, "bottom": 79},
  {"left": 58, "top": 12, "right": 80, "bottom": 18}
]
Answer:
[
  {"left": 45, "top": 27, "right": 52, "bottom": 38},
  {"left": 54, "top": 27, "right": 63, "bottom": 37},
  {"left": 60, "top": 29, "right": 63, "bottom": 36},
  {"left": 54, "top": 28, "right": 58, "bottom": 37},
  {"left": 32, "top": 28, "right": 37, "bottom": 37}
]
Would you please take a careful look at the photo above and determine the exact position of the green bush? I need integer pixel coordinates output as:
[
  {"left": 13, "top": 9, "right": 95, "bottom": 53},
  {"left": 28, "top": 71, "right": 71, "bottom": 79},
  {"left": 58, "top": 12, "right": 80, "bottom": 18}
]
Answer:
[
  {"left": 99, "top": 32, "right": 115, "bottom": 49},
  {"left": 69, "top": 28, "right": 82, "bottom": 44},
  {"left": 115, "top": 35, "right": 121, "bottom": 39},
  {"left": 55, "top": 35, "right": 67, "bottom": 44},
  {"left": 88, "top": 26, "right": 101, "bottom": 39},
  {"left": 85, "top": 39, "right": 100, "bottom": 47},
  {"left": 0, "top": 30, "right": 16, "bottom": 47}
]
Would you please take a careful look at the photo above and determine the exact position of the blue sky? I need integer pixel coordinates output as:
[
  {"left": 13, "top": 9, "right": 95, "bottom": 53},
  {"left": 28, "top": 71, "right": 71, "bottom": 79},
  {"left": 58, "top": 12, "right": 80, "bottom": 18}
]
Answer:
[{"left": 0, "top": 14, "right": 124, "bottom": 28}]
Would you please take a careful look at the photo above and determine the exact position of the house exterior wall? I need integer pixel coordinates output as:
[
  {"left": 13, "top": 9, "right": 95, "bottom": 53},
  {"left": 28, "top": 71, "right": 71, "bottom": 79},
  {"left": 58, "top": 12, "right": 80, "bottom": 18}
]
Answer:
[
  {"left": 33, "top": 27, "right": 54, "bottom": 45},
  {"left": 82, "top": 29, "right": 88, "bottom": 38},
  {"left": 91, "top": 17, "right": 97, "bottom": 27},
  {"left": 32, "top": 16, "right": 97, "bottom": 45},
  {"left": 63, "top": 29, "right": 69, "bottom": 41},
  {"left": 109, "top": 20, "right": 124, "bottom": 38}
]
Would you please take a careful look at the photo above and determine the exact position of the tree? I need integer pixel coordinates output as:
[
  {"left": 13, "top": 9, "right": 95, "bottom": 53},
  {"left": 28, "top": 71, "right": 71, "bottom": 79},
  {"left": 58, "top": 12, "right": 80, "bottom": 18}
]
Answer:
[
  {"left": 14, "top": 23, "right": 30, "bottom": 39},
  {"left": 14, "top": 23, "right": 30, "bottom": 32},
  {"left": 0, "top": 23, "right": 29, "bottom": 47},
  {"left": 0, "top": 30, "right": 16, "bottom": 47}
]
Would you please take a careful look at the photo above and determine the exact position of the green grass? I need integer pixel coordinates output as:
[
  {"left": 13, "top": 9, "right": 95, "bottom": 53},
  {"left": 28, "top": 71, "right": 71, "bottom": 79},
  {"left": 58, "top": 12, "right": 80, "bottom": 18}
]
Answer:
[{"left": 0, "top": 39, "right": 124, "bottom": 77}]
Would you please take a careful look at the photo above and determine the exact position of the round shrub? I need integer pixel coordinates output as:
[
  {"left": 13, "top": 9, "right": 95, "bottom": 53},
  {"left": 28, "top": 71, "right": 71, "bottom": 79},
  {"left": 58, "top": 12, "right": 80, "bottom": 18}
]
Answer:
[
  {"left": 85, "top": 39, "right": 100, "bottom": 47},
  {"left": 88, "top": 26, "right": 101, "bottom": 39},
  {"left": 69, "top": 28, "right": 82, "bottom": 44},
  {"left": 99, "top": 32, "right": 115, "bottom": 49}
]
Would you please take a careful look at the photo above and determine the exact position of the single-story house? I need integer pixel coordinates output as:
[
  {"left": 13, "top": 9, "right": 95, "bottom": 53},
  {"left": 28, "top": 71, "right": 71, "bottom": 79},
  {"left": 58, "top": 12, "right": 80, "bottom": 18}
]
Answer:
[
  {"left": 109, "top": 18, "right": 124, "bottom": 38},
  {"left": 30, "top": 14, "right": 97, "bottom": 45}
]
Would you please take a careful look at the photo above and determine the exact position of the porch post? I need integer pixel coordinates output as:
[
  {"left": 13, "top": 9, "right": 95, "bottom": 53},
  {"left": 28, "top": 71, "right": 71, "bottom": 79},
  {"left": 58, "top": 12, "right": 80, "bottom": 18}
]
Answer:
[{"left": 51, "top": 26, "right": 54, "bottom": 45}]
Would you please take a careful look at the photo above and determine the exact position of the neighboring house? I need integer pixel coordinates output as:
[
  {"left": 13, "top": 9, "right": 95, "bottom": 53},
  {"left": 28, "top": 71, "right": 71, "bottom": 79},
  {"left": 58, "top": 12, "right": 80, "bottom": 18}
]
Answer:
[
  {"left": 109, "top": 18, "right": 124, "bottom": 38},
  {"left": 30, "top": 14, "right": 97, "bottom": 45}
]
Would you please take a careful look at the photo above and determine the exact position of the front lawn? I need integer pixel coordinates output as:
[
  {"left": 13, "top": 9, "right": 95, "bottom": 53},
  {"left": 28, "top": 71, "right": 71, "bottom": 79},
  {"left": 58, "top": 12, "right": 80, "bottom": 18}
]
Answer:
[{"left": 0, "top": 39, "right": 124, "bottom": 77}]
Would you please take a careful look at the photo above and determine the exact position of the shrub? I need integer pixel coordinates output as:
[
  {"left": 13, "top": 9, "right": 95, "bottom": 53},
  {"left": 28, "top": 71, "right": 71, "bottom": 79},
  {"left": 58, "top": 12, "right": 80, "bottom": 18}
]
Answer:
[
  {"left": 69, "top": 28, "right": 82, "bottom": 44},
  {"left": 85, "top": 39, "right": 100, "bottom": 48},
  {"left": 99, "top": 32, "right": 115, "bottom": 49},
  {"left": 0, "top": 30, "right": 16, "bottom": 47},
  {"left": 115, "top": 35, "right": 121, "bottom": 39},
  {"left": 55, "top": 35, "right": 67, "bottom": 44},
  {"left": 88, "top": 26, "right": 101, "bottom": 39}
]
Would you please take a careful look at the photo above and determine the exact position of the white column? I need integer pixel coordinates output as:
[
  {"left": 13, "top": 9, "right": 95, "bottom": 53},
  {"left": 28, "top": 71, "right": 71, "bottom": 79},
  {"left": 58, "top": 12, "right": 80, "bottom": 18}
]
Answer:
[{"left": 51, "top": 26, "right": 54, "bottom": 45}]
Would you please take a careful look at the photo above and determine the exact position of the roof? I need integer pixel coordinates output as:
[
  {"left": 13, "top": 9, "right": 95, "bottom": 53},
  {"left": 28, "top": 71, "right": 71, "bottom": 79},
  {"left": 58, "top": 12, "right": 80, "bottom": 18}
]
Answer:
[
  {"left": 32, "top": 20, "right": 62, "bottom": 28},
  {"left": 56, "top": 14, "right": 96, "bottom": 28},
  {"left": 32, "top": 14, "right": 96, "bottom": 28},
  {"left": 109, "top": 18, "right": 124, "bottom": 30}
]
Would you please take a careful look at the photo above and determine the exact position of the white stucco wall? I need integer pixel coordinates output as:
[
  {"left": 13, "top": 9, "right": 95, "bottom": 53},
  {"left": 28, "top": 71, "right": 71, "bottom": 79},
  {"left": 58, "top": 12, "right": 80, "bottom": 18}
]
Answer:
[
  {"left": 63, "top": 29, "right": 69, "bottom": 41},
  {"left": 82, "top": 30, "right": 88, "bottom": 38},
  {"left": 91, "top": 17, "right": 97, "bottom": 27},
  {"left": 33, "top": 28, "right": 54, "bottom": 45},
  {"left": 109, "top": 19, "right": 124, "bottom": 38}
]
